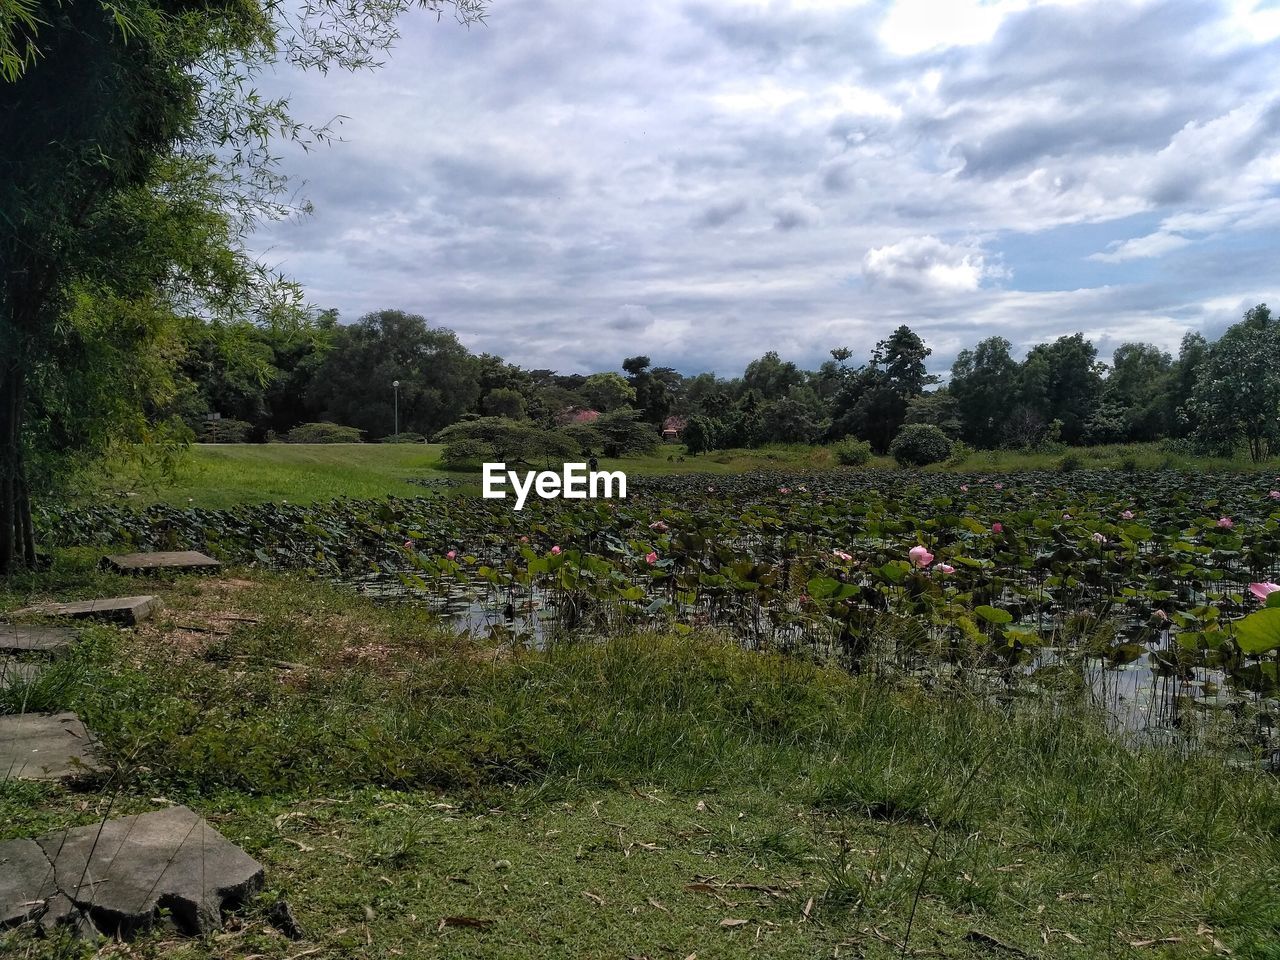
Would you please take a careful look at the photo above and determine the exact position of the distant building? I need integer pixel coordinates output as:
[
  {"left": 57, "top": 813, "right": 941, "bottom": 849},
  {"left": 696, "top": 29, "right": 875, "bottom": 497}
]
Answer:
[
  {"left": 557, "top": 407, "right": 601, "bottom": 426},
  {"left": 662, "top": 415, "right": 688, "bottom": 443}
]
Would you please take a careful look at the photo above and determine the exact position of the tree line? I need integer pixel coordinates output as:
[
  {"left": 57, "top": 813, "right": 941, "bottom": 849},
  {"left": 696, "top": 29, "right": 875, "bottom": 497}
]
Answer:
[{"left": 172, "top": 304, "right": 1280, "bottom": 464}]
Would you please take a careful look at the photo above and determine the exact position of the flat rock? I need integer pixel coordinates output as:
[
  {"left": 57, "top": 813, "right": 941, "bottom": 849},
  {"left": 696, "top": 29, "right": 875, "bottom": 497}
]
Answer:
[
  {"left": 0, "top": 806, "right": 263, "bottom": 939},
  {"left": 0, "top": 657, "right": 46, "bottom": 689},
  {"left": 0, "top": 712, "right": 103, "bottom": 781},
  {"left": 16, "top": 595, "right": 158, "bottom": 626},
  {"left": 0, "top": 624, "right": 77, "bottom": 656},
  {"left": 105, "top": 551, "right": 221, "bottom": 574}
]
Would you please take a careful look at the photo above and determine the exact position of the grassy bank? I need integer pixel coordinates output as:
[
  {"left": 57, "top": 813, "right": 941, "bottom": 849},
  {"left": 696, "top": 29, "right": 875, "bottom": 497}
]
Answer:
[
  {"left": 2, "top": 558, "right": 1278, "bottom": 958},
  {"left": 95, "top": 440, "right": 1278, "bottom": 510}
]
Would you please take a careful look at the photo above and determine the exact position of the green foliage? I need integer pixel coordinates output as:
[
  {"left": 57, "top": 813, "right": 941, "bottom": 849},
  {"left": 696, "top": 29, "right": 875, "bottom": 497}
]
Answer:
[
  {"left": 578, "top": 372, "right": 635, "bottom": 413},
  {"left": 285, "top": 421, "right": 362, "bottom": 443},
  {"left": 380, "top": 431, "right": 426, "bottom": 444},
  {"left": 682, "top": 415, "right": 719, "bottom": 455},
  {"left": 200, "top": 418, "right": 253, "bottom": 443},
  {"left": 1186, "top": 305, "right": 1280, "bottom": 462},
  {"left": 889, "top": 423, "right": 952, "bottom": 466},
  {"left": 434, "top": 417, "right": 578, "bottom": 466},
  {"left": 586, "top": 407, "right": 659, "bottom": 457},
  {"left": 833, "top": 438, "right": 872, "bottom": 466}
]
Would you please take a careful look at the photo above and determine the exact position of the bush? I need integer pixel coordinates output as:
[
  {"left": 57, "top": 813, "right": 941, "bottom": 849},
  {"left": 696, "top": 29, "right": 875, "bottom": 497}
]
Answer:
[
  {"left": 1057, "top": 452, "right": 1082, "bottom": 473},
  {"left": 380, "top": 432, "right": 426, "bottom": 444},
  {"left": 199, "top": 418, "right": 252, "bottom": 443},
  {"left": 286, "top": 422, "right": 363, "bottom": 443},
  {"left": 946, "top": 441, "right": 974, "bottom": 466},
  {"left": 833, "top": 438, "right": 872, "bottom": 466},
  {"left": 890, "top": 424, "right": 951, "bottom": 467}
]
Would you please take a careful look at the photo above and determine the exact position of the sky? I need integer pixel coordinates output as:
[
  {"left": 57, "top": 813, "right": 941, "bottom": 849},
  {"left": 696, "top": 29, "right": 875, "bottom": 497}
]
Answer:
[{"left": 249, "top": 0, "right": 1280, "bottom": 377}]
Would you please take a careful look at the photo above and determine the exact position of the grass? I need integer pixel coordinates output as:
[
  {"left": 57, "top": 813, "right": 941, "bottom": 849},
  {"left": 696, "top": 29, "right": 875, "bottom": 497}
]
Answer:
[
  {"left": 95, "top": 440, "right": 1279, "bottom": 510},
  {"left": 2, "top": 556, "right": 1279, "bottom": 958}
]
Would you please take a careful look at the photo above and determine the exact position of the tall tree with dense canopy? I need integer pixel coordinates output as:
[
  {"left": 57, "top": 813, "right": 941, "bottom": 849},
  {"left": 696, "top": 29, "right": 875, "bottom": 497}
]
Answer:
[
  {"left": 308, "top": 310, "right": 480, "bottom": 438},
  {"left": 949, "top": 336, "right": 1019, "bottom": 444},
  {"left": 1186, "top": 304, "right": 1280, "bottom": 461},
  {"left": 0, "top": 0, "right": 484, "bottom": 573}
]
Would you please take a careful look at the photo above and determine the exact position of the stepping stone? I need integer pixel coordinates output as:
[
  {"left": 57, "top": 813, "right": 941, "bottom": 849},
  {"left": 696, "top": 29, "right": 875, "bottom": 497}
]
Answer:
[
  {"left": 0, "top": 658, "right": 46, "bottom": 689},
  {"left": 16, "top": 595, "right": 158, "bottom": 626},
  {"left": 0, "top": 624, "right": 77, "bottom": 656},
  {"left": 0, "top": 805, "right": 263, "bottom": 939},
  {"left": 0, "top": 712, "right": 103, "bottom": 781},
  {"left": 104, "top": 551, "right": 220, "bottom": 575}
]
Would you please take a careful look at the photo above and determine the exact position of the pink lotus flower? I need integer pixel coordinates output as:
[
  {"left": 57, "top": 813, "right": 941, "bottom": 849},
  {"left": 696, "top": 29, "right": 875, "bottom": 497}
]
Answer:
[
  {"left": 446, "top": 550, "right": 457, "bottom": 560},
  {"left": 1091, "top": 532, "right": 1106, "bottom": 544},
  {"left": 1249, "top": 582, "right": 1280, "bottom": 602},
  {"left": 649, "top": 520, "right": 669, "bottom": 532},
  {"left": 1122, "top": 510, "right": 1134, "bottom": 520},
  {"left": 1217, "top": 516, "right": 1234, "bottom": 528},
  {"left": 520, "top": 535, "right": 529, "bottom": 543},
  {"left": 935, "top": 563, "right": 955, "bottom": 575},
  {"left": 551, "top": 545, "right": 561, "bottom": 555},
  {"left": 645, "top": 551, "right": 658, "bottom": 565},
  {"left": 909, "top": 545, "right": 934, "bottom": 568},
  {"left": 779, "top": 486, "right": 791, "bottom": 494},
  {"left": 832, "top": 549, "right": 853, "bottom": 562},
  {"left": 959, "top": 484, "right": 969, "bottom": 493},
  {"left": 994, "top": 482, "right": 1004, "bottom": 491},
  {"left": 1270, "top": 491, "right": 1280, "bottom": 500},
  {"left": 1062, "top": 513, "right": 1071, "bottom": 520},
  {"left": 1154, "top": 609, "right": 1169, "bottom": 621},
  {"left": 992, "top": 522, "right": 1004, "bottom": 534},
  {"left": 404, "top": 540, "right": 415, "bottom": 549}
]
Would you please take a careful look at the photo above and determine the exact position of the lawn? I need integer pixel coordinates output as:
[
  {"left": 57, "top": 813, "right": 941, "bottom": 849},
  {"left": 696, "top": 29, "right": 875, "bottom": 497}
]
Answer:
[{"left": 99, "top": 440, "right": 1276, "bottom": 510}]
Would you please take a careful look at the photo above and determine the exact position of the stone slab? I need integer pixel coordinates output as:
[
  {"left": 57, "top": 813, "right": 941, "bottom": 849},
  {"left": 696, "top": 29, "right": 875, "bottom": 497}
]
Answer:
[
  {"left": 105, "top": 551, "right": 221, "bottom": 575},
  {"left": 16, "top": 595, "right": 158, "bottom": 626},
  {"left": 0, "top": 658, "right": 46, "bottom": 689},
  {"left": 0, "top": 712, "right": 103, "bottom": 781},
  {"left": 0, "top": 805, "right": 263, "bottom": 939},
  {"left": 0, "top": 624, "right": 77, "bottom": 656}
]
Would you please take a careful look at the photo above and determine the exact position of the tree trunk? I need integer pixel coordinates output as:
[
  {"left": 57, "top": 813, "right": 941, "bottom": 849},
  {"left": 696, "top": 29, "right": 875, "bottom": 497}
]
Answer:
[{"left": 0, "top": 360, "right": 36, "bottom": 576}]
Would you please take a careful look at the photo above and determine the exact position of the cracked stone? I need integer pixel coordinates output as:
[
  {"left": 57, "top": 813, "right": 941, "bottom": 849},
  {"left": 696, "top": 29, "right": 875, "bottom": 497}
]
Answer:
[
  {"left": 1, "top": 806, "right": 264, "bottom": 939},
  {"left": 15, "top": 595, "right": 158, "bottom": 625},
  {"left": 0, "top": 712, "right": 104, "bottom": 781}
]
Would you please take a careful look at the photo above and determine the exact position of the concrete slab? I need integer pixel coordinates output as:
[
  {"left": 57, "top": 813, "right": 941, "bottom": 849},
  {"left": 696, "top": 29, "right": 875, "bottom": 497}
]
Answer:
[
  {"left": 0, "top": 712, "right": 103, "bottom": 781},
  {"left": 16, "top": 595, "right": 158, "bottom": 626},
  {"left": 0, "top": 657, "right": 45, "bottom": 689},
  {"left": 0, "top": 624, "right": 77, "bottom": 656},
  {"left": 105, "top": 551, "right": 221, "bottom": 575},
  {"left": 0, "top": 806, "right": 263, "bottom": 939}
]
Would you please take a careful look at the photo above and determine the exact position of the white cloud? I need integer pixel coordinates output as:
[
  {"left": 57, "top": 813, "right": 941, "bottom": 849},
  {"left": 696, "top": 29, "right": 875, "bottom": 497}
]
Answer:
[{"left": 862, "top": 236, "right": 1006, "bottom": 292}]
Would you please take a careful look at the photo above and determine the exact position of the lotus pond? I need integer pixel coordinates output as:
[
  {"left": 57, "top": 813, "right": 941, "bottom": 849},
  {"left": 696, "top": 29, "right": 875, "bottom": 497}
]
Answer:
[{"left": 38, "top": 468, "right": 1280, "bottom": 766}]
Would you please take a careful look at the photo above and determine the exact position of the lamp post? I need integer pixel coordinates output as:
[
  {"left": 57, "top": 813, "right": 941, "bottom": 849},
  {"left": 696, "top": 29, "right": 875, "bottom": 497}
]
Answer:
[{"left": 392, "top": 380, "right": 400, "bottom": 438}]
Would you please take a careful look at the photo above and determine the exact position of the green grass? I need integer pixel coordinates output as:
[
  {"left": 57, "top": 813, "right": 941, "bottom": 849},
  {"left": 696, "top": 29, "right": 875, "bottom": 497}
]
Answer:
[
  {"left": 2, "top": 559, "right": 1278, "bottom": 958},
  {"left": 97, "top": 439, "right": 1280, "bottom": 511}
]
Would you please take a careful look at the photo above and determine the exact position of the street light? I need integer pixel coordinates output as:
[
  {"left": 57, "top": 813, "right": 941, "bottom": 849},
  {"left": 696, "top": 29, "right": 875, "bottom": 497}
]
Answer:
[{"left": 392, "top": 380, "right": 400, "bottom": 438}]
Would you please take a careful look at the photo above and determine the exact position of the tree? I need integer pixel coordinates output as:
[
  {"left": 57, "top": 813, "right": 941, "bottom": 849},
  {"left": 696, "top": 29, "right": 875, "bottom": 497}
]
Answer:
[
  {"left": 831, "top": 326, "right": 937, "bottom": 452},
  {"left": 586, "top": 408, "right": 659, "bottom": 457},
  {"left": 743, "top": 351, "right": 805, "bottom": 401},
  {"left": 1104, "top": 342, "right": 1172, "bottom": 441},
  {"left": 683, "top": 416, "right": 718, "bottom": 455},
  {"left": 1017, "top": 334, "right": 1102, "bottom": 445},
  {"left": 483, "top": 387, "right": 527, "bottom": 420},
  {"left": 579, "top": 373, "right": 635, "bottom": 413},
  {"left": 949, "top": 337, "right": 1019, "bottom": 445},
  {"left": 903, "top": 390, "right": 962, "bottom": 439},
  {"left": 308, "top": 310, "right": 479, "bottom": 439},
  {"left": 0, "top": 0, "right": 485, "bottom": 574},
  {"left": 1186, "top": 304, "right": 1280, "bottom": 461},
  {"left": 434, "top": 417, "right": 578, "bottom": 466}
]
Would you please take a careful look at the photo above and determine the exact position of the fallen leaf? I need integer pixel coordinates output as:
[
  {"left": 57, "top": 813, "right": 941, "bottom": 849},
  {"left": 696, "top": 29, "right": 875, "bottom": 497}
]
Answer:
[
  {"left": 438, "top": 917, "right": 495, "bottom": 931},
  {"left": 720, "top": 918, "right": 749, "bottom": 928},
  {"left": 582, "top": 891, "right": 605, "bottom": 906}
]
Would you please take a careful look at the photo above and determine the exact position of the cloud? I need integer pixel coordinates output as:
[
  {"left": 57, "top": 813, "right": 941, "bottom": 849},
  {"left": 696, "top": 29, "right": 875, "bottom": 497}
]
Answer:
[
  {"left": 862, "top": 236, "right": 1006, "bottom": 292},
  {"left": 245, "top": 0, "right": 1280, "bottom": 376}
]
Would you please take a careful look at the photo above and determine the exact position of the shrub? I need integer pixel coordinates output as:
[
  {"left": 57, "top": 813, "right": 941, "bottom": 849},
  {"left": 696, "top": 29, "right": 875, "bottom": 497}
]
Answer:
[
  {"left": 1057, "top": 452, "right": 1082, "bottom": 473},
  {"left": 286, "top": 422, "right": 363, "bottom": 443},
  {"left": 833, "top": 438, "right": 872, "bottom": 466},
  {"left": 199, "top": 418, "right": 252, "bottom": 443},
  {"left": 890, "top": 424, "right": 951, "bottom": 467},
  {"left": 380, "top": 432, "right": 426, "bottom": 444},
  {"left": 946, "top": 441, "right": 974, "bottom": 466}
]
